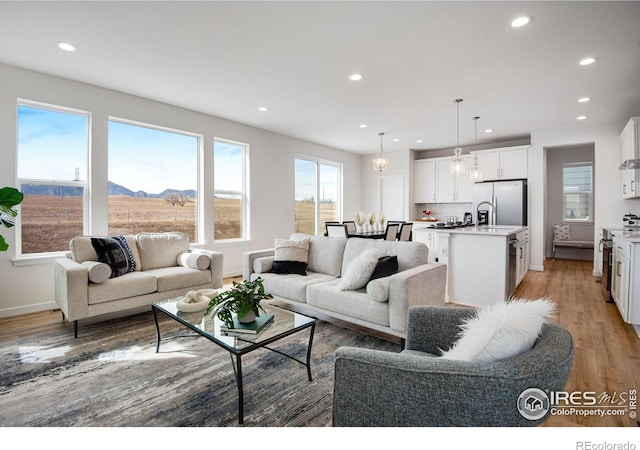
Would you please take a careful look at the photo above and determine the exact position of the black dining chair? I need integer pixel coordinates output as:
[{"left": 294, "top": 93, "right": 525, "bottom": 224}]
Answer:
[
  {"left": 398, "top": 222, "right": 413, "bottom": 241},
  {"left": 343, "top": 221, "right": 356, "bottom": 234},
  {"left": 326, "top": 223, "right": 348, "bottom": 238},
  {"left": 384, "top": 223, "right": 401, "bottom": 241}
]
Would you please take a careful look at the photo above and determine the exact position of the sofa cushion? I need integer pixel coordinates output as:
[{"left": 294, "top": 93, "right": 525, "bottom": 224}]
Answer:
[
  {"left": 91, "top": 235, "right": 138, "bottom": 278},
  {"left": 145, "top": 266, "right": 212, "bottom": 292},
  {"left": 290, "top": 233, "right": 346, "bottom": 277},
  {"left": 440, "top": 298, "right": 555, "bottom": 362},
  {"left": 338, "top": 248, "right": 380, "bottom": 291},
  {"left": 70, "top": 235, "right": 141, "bottom": 270},
  {"left": 370, "top": 256, "right": 399, "bottom": 281},
  {"left": 177, "top": 252, "right": 211, "bottom": 270},
  {"left": 81, "top": 261, "right": 112, "bottom": 284},
  {"left": 273, "top": 238, "right": 310, "bottom": 275},
  {"left": 341, "top": 238, "right": 428, "bottom": 276},
  {"left": 307, "top": 279, "right": 390, "bottom": 327},
  {"left": 136, "top": 232, "right": 190, "bottom": 270},
  {"left": 252, "top": 271, "right": 335, "bottom": 303},
  {"left": 88, "top": 271, "right": 157, "bottom": 305}
]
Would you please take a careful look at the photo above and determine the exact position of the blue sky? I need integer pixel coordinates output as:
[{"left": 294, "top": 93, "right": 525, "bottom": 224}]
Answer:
[
  {"left": 17, "top": 105, "right": 243, "bottom": 194},
  {"left": 295, "top": 158, "right": 338, "bottom": 202}
]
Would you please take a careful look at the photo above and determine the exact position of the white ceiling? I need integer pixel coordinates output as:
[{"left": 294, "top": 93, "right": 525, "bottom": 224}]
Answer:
[{"left": 1, "top": 1, "right": 639, "bottom": 154}]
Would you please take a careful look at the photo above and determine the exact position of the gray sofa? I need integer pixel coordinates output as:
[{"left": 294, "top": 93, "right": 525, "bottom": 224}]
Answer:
[
  {"left": 242, "top": 233, "right": 447, "bottom": 339},
  {"left": 333, "top": 305, "right": 575, "bottom": 426},
  {"left": 54, "top": 232, "right": 223, "bottom": 337}
]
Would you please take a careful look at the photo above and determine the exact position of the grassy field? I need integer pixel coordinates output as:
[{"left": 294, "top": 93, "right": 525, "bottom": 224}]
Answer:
[{"left": 20, "top": 194, "right": 334, "bottom": 253}]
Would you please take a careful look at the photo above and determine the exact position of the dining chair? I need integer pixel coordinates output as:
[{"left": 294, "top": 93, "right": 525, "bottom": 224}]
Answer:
[
  {"left": 398, "top": 222, "right": 413, "bottom": 241},
  {"left": 326, "top": 223, "right": 348, "bottom": 238},
  {"left": 343, "top": 221, "right": 356, "bottom": 234},
  {"left": 384, "top": 223, "right": 400, "bottom": 241}
]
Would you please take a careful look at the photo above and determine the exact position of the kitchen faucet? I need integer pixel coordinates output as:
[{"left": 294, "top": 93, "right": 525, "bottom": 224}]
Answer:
[{"left": 476, "top": 200, "right": 497, "bottom": 225}]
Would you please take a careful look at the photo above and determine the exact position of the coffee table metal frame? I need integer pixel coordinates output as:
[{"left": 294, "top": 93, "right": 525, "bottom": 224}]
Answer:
[{"left": 151, "top": 300, "right": 316, "bottom": 424}]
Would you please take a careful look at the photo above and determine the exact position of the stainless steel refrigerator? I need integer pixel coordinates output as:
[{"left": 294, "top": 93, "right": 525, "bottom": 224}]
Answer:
[{"left": 472, "top": 179, "right": 527, "bottom": 226}]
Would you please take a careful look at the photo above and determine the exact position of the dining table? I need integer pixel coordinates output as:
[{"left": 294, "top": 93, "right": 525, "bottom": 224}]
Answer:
[{"left": 347, "top": 230, "right": 386, "bottom": 239}]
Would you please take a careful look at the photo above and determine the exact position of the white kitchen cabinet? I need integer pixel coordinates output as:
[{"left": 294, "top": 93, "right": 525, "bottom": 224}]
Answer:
[
  {"left": 516, "top": 229, "right": 530, "bottom": 286},
  {"left": 611, "top": 236, "right": 631, "bottom": 321},
  {"left": 473, "top": 146, "right": 528, "bottom": 181},
  {"left": 414, "top": 156, "right": 472, "bottom": 204},
  {"left": 414, "top": 159, "right": 437, "bottom": 203},
  {"left": 620, "top": 117, "right": 640, "bottom": 199},
  {"left": 413, "top": 228, "right": 440, "bottom": 263}
]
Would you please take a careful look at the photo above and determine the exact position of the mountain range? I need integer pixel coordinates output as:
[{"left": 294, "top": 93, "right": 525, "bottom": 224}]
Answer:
[{"left": 20, "top": 181, "right": 196, "bottom": 198}]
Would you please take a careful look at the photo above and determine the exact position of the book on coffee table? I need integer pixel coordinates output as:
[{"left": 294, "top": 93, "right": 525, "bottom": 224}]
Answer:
[{"left": 220, "top": 313, "right": 274, "bottom": 335}]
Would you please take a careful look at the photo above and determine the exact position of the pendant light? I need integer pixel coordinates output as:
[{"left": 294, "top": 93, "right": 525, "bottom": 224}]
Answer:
[
  {"left": 469, "top": 116, "right": 483, "bottom": 182},
  {"left": 450, "top": 99, "right": 465, "bottom": 176},
  {"left": 372, "top": 132, "right": 388, "bottom": 172}
]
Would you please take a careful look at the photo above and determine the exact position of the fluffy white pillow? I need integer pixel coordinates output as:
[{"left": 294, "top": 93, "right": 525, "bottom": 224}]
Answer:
[
  {"left": 338, "top": 248, "right": 380, "bottom": 291},
  {"left": 440, "top": 298, "right": 556, "bottom": 362}
]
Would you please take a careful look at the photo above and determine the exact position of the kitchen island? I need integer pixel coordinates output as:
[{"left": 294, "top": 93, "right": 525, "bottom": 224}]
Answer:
[{"left": 417, "top": 225, "right": 528, "bottom": 307}]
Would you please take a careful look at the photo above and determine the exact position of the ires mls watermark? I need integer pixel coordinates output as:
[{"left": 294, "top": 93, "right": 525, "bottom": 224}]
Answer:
[{"left": 517, "top": 387, "right": 637, "bottom": 420}]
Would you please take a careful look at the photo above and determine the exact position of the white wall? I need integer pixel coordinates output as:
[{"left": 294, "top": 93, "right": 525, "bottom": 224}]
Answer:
[{"left": 0, "top": 63, "right": 362, "bottom": 317}]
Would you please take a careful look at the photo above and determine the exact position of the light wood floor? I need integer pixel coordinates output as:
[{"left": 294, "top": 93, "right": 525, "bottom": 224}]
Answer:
[{"left": 1, "top": 259, "right": 638, "bottom": 426}]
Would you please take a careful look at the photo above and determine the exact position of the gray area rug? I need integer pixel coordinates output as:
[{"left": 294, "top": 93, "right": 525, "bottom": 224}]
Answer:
[{"left": 0, "top": 310, "right": 399, "bottom": 427}]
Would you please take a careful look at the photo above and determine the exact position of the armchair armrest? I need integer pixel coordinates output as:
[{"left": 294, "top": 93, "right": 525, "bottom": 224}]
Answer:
[
  {"left": 53, "top": 257, "right": 89, "bottom": 321},
  {"left": 242, "top": 248, "right": 275, "bottom": 280},
  {"left": 189, "top": 248, "right": 224, "bottom": 288},
  {"left": 387, "top": 262, "right": 447, "bottom": 334},
  {"left": 405, "top": 305, "right": 476, "bottom": 354}
]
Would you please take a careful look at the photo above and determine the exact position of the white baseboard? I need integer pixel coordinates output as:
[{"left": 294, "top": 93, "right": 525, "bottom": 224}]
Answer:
[
  {"left": 530, "top": 265, "right": 544, "bottom": 272},
  {"left": 0, "top": 300, "right": 58, "bottom": 318}
]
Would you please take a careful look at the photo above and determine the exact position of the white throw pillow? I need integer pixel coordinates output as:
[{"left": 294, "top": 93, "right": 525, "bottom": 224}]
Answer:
[
  {"left": 337, "top": 248, "right": 380, "bottom": 291},
  {"left": 81, "top": 261, "right": 112, "bottom": 284},
  {"left": 440, "top": 298, "right": 556, "bottom": 362},
  {"left": 177, "top": 252, "right": 211, "bottom": 270},
  {"left": 553, "top": 224, "right": 571, "bottom": 241},
  {"left": 366, "top": 277, "right": 390, "bottom": 302}
]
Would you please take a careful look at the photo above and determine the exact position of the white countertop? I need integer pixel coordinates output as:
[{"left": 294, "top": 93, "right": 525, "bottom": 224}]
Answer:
[
  {"left": 611, "top": 230, "right": 640, "bottom": 243},
  {"left": 413, "top": 225, "right": 527, "bottom": 236}
]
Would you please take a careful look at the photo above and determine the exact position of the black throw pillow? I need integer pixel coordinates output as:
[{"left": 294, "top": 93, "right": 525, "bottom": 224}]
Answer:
[
  {"left": 91, "top": 235, "right": 137, "bottom": 278},
  {"left": 272, "top": 260, "right": 308, "bottom": 276},
  {"left": 369, "top": 256, "right": 399, "bottom": 281}
]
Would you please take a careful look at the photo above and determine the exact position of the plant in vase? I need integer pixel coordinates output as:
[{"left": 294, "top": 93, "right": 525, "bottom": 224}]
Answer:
[
  {"left": 378, "top": 212, "right": 385, "bottom": 232},
  {"left": 355, "top": 211, "right": 365, "bottom": 232},
  {"left": 367, "top": 212, "right": 375, "bottom": 232},
  {"left": 0, "top": 187, "right": 24, "bottom": 252},
  {"left": 204, "top": 277, "right": 273, "bottom": 327}
]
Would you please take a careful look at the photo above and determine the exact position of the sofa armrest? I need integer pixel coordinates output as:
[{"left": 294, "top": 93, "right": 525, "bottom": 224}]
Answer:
[
  {"left": 189, "top": 248, "right": 224, "bottom": 289},
  {"left": 387, "top": 262, "right": 447, "bottom": 335},
  {"left": 242, "top": 248, "right": 275, "bottom": 280},
  {"left": 53, "top": 257, "right": 89, "bottom": 321},
  {"left": 405, "top": 305, "right": 476, "bottom": 354}
]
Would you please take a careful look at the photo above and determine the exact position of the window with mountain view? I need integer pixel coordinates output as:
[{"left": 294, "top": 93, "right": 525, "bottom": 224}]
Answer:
[
  {"left": 108, "top": 120, "right": 199, "bottom": 240},
  {"left": 214, "top": 139, "right": 248, "bottom": 240},
  {"left": 294, "top": 157, "right": 340, "bottom": 235},
  {"left": 17, "top": 102, "right": 89, "bottom": 254}
]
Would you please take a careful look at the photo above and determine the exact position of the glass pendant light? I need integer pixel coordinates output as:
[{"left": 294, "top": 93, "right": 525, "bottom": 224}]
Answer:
[
  {"left": 469, "top": 116, "right": 483, "bottom": 182},
  {"left": 450, "top": 99, "right": 465, "bottom": 176},
  {"left": 372, "top": 132, "right": 388, "bottom": 172}
]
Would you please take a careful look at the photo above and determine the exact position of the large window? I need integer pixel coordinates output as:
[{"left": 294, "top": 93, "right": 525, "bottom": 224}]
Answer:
[
  {"left": 214, "top": 139, "right": 248, "bottom": 240},
  {"left": 563, "top": 162, "right": 592, "bottom": 221},
  {"left": 294, "top": 157, "right": 340, "bottom": 235},
  {"left": 17, "top": 102, "right": 89, "bottom": 254},
  {"left": 108, "top": 120, "right": 199, "bottom": 240}
]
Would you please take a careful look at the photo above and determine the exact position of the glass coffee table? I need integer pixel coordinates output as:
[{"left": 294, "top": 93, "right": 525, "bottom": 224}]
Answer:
[{"left": 151, "top": 299, "right": 316, "bottom": 424}]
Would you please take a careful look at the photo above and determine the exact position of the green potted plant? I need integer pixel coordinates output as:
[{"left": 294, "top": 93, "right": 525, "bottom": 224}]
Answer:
[
  {"left": 204, "top": 277, "right": 273, "bottom": 328},
  {"left": 0, "top": 187, "right": 24, "bottom": 252}
]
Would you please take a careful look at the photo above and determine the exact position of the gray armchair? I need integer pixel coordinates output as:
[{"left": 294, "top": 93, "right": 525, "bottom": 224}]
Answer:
[{"left": 332, "top": 305, "right": 574, "bottom": 427}]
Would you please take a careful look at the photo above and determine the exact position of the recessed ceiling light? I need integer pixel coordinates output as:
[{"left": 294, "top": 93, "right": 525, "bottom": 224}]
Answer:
[
  {"left": 511, "top": 15, "right": 533, "bottom": 28},
  {"left": 416, "top": 139, "right": 424, "bottom": 143},
  {"left": 359, "top": 124, "right": 368, "bottom": 128},
  {"left": 484, "top": 129, "right": 494, "bottom": 133},
  {"left": 579, "top": 57, "right": 598, "bottom": 66},
  {"left": 393, "top": 138, "right": 400, "bottom": 142},
  {"left": 56, "top": 41, "right": 77, "bottom": 52},
  {"left": 578, "top": 97, "right": 591, "bottom": 103},
  {"left": 258, "top": 106, "right": 268, "bottom": 112},
  {"left": 577, "top": 115, "right": 588, "bottom": 120},
  {"left": 349, "top": 73, "right": 363, "bottom": 81}
]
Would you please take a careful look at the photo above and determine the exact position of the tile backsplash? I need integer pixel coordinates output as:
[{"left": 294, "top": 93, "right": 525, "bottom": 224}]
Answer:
[{"left": 415, "top": 203, "right": 474, "bottom": 223}]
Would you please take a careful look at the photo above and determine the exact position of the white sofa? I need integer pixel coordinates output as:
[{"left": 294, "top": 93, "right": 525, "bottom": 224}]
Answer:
[
  {"left": 243, "top": 233, "right": 447, "bottom": 339},
  {"left": 54, "top": 232, "right": 223, "bottom": 337}
]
